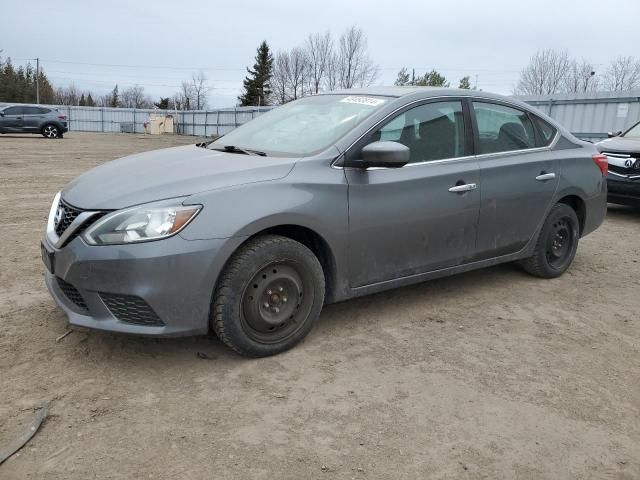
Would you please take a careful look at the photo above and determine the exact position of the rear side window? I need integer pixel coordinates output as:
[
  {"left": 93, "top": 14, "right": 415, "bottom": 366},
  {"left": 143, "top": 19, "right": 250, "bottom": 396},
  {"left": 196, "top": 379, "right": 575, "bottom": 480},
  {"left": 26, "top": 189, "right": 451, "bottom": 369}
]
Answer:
[
  {"left": 472, "top": 102, "right": 536, "bottom": 154},
  {"left": 531, "top": 115, "right": 557, "bottom": 147},
  {"left": 23, "top": 106, "right": 49, "bottom": 114}
]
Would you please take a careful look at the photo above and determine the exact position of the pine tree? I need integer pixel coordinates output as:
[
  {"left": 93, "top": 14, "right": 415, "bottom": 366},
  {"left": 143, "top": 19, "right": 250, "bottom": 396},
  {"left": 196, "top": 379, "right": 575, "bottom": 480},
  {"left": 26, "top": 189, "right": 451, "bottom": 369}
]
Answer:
[
  {"left": 458, "top": 76, "right": 471, "bottom": 89},
  {"left": 86, "top": 93, "right": 95, "bottom": 107},
  {"left": 110, "top": 84, "right": 119, "bottom": 107},
  {"left": 238, "top": 41, "right": 273, "bottom": 106},
  {"left": 154, "top": 97, "right": 169, "bottom": 109},
  {"left": 79, "top": 93, "right": 86, "bottom": 106},
  {"left": 394, "top": 68, "right": 412, "bottom": 86}
]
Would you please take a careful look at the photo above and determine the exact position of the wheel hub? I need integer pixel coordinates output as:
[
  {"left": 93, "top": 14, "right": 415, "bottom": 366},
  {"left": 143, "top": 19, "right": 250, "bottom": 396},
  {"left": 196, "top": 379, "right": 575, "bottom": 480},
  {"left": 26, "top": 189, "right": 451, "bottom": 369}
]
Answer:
[
  {"left": 546, "top": 218, "right": 573, "bottom": 267},
  {"left": 242, "top": 263, "right": 310, "bottom": 343}
]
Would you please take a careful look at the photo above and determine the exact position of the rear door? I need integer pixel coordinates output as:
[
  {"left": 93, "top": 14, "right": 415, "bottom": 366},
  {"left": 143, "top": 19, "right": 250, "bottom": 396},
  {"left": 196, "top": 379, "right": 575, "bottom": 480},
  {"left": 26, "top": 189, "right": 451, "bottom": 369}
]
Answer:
[
  {"left": 22, "top": 106, "right": 49, "bottom": 132},
  {"left": 344, "top": 99, "right": 481, "bottom": 287},
  {"left": 471, "top": 100, "right": 560, "bottom": 259},
  {"left": 0, "top": 106, "right": 25, "bottom": 131}
]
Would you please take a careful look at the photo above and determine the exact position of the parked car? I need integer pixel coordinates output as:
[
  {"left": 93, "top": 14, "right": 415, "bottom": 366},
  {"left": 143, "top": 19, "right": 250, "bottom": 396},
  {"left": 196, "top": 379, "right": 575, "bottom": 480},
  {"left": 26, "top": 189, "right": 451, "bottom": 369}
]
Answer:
[
  {"left": 596, "top": 120, "right": 640, "bottom": 207},
  {"left": 41, "top": 88, "right": 608, "bottom": 357},
  {"left": 0, "top": 104, "right": 68, "bottom": 138}
]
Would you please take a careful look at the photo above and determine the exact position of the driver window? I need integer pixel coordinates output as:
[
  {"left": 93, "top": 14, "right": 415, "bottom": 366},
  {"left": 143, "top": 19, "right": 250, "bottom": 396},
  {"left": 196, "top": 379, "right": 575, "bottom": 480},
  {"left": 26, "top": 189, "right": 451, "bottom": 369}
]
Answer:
[{"left": 370, "top": 101, "right": 465, "bottom": 163}]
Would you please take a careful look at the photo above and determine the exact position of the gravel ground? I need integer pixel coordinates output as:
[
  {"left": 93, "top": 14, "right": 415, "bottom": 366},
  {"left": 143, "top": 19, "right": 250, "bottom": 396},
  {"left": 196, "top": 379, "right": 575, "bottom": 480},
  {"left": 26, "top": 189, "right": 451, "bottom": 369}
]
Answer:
[{"left": 1, "top": 132, "right": 639, "bottom": 479}]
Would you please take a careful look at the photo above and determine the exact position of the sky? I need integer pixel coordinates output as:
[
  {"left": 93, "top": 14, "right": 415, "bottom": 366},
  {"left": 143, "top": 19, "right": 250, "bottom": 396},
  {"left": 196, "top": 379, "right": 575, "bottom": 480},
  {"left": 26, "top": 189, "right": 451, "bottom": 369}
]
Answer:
[{"left": 2, "top": 0, "right": 639, "bottom": 107}]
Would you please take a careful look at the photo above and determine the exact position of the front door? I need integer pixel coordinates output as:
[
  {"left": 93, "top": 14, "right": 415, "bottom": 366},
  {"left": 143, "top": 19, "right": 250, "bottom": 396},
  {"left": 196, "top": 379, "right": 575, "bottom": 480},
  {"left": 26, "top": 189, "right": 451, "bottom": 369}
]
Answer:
[
  {"left": 345, "top": 100, "right": 481, "bottom": 287},
  {"left": 0, "top": 106, "right": 24, "bottom": 131},
  {"left": 471, "top": 101, "right": 560, "bottom": 259}
]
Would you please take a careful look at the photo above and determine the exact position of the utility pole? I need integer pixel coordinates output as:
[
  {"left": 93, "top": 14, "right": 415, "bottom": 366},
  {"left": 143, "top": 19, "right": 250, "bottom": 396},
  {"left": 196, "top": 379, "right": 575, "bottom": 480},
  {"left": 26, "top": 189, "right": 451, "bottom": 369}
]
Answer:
[{"left": 36, "top": 57, "right": 40, "bottom": 104}]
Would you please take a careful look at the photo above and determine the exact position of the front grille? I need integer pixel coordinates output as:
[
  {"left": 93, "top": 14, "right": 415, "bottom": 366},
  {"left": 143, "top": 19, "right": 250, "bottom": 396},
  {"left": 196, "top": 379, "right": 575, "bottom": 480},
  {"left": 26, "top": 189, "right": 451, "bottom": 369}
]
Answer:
[
  {"left": 603, "top": 152, "right": 640, "bottom": 177},
  {"left": 54, "top": 199, "right": 108, "bottom": 247},
  {"left": 100, "top": 293, "right": 165, "bottom": 327},
  {"left": 56, "top": 277, "right": 88, "bottom": 312},
  {"left": 55, "top": 200, "right": 83, "bottom": 236},
  {"left": 609, "top": 164, "right": 640, "bottom": 177}
]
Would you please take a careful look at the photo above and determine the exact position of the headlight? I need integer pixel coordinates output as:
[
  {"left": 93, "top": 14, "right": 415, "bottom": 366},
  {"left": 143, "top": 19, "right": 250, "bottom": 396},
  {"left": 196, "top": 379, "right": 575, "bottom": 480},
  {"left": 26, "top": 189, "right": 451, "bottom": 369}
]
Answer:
[{"left": 82, "top": 200, "right": 201, "bottom": 245}]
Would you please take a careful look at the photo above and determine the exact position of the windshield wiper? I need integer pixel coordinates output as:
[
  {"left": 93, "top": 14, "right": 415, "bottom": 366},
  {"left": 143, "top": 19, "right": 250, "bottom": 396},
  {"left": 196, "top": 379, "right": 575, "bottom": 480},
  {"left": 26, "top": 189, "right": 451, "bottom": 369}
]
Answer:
[
  {"left": 213, "top": 145, "right": 267, "bottom": 156},
  {"left": 195, "top": 139, "right": 215, "bottom": 148}
]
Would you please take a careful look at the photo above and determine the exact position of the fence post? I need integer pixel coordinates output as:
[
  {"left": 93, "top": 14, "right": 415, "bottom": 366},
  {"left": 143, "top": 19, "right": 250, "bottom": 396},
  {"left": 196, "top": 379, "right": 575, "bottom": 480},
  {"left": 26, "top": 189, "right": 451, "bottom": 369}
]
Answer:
[
  {"left": 100, "top": 108, "right": 104, "bottom": 132},
  {"left": 204, "top": 111, "right": 208, "bottom": 137},
  {"left": 216, "top": 110, "right": 220, "bottom": 137},
  {"left": 133, "top": 109, "right": 136, "bottom": 134},
  {"left": 67, "top": 107, "right": 71, "bottom": 131},
  {"left": 547, "top": 99, "right": 554, "bottom": 117},
  {"left": 234, "top": 107, "right": 237, "bottom": 129}
]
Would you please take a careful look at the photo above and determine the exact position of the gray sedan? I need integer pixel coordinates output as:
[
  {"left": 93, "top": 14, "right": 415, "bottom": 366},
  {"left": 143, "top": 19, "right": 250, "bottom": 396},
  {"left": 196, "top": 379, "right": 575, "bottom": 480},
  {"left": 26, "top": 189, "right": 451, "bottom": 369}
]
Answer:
[{"left": 42, "top": 87, "right": 607, "bottom": 357}]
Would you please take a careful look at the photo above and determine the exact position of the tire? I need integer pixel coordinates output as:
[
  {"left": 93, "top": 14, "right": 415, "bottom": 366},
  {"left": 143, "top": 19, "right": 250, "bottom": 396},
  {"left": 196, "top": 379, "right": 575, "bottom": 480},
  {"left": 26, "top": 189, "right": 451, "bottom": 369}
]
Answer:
[
  {"left": 520, "top": 203, "right": 580, "bottom": 278},
  {"left": 212, "top": 235, "right": 325, "bottom": 357},
  {"left": 42, "top": 124, "right": 60, "bottom": 139}
]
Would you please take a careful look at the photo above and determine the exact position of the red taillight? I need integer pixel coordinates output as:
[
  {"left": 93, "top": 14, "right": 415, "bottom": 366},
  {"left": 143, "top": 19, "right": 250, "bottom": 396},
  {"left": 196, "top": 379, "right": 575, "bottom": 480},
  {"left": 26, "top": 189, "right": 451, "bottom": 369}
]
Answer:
[
  {"left": 592, "top": 153, "right": 608, "bottom": 177},
  {"left": 58, "top": 115, "right": 66, "bottom": 120}
]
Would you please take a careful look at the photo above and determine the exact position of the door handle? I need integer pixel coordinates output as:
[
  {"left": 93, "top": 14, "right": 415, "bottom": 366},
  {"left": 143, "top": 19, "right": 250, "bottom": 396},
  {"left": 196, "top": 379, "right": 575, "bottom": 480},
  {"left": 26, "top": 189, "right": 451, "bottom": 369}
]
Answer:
[
  {"left": 535, "top": 172, "right": 556, "bottom": 181},
  {"left": 16, "top": 117, "right": 23, "bottom": 120},
  {"left": 448, "top": 183, "right": 477, "bottom": 193}
]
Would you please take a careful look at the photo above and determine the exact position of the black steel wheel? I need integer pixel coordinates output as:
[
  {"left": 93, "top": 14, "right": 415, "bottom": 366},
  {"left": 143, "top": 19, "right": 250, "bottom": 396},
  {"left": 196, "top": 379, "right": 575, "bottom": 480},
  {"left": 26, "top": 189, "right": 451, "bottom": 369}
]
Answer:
[
  {"left": 520, "top": 203, "right": 580, "bottom": 278},
  {"left": 212, "top": 235, "right": 325, "bottom": 357},
  {"left": 42, "top": 124, "right": 60, "bottom": 139}
]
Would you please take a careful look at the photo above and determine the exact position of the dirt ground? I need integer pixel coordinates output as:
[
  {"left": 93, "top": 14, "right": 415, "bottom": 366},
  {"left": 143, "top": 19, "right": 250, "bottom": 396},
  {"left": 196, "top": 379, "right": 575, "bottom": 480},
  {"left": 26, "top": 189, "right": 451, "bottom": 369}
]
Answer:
[{"left": 0, "top": 132, "right": 639, "bottom": 479}]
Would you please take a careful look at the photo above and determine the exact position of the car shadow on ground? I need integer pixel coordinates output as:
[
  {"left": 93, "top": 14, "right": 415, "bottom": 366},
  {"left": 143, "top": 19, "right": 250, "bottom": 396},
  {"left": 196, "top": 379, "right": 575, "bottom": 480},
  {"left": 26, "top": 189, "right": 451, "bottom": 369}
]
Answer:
[
  {"left": 52, "top": 262, "right": 523, "bottom": 364},
  {"left": 607, "top": 204, "right": 640, "bottom": 220},
  {"left": 0, "top": 134, "right": 55, "bottom": 139}
]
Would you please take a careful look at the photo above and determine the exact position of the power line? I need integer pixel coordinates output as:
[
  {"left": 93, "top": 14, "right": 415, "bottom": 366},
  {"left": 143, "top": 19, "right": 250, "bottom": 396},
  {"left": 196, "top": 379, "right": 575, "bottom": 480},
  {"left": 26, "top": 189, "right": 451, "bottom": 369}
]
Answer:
[{"left": 12, "top": 56, "right": 523, "bottom": 75}]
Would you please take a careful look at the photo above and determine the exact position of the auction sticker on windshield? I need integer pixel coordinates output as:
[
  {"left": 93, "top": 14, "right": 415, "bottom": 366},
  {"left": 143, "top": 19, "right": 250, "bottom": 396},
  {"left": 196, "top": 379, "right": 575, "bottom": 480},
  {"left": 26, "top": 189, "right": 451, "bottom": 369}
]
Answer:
[{"left": 340, "top": 96, "right": 386, "bottom": 107}]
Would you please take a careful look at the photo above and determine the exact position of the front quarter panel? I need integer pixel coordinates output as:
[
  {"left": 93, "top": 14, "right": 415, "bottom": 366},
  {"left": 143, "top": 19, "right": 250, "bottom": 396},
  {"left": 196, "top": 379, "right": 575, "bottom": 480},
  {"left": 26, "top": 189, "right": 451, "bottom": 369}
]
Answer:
[{"left": 181, "top": 158, "right": 350, "bottom": 299}]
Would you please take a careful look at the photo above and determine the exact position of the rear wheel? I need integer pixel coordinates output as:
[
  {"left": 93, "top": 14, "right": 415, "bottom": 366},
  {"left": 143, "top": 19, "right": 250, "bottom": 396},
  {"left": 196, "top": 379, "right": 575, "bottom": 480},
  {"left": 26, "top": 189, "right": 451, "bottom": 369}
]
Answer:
[
  {"left": 212, "top": 235, "right": 325, "bottom": 357},
  {"left": 520, "top": 203, "right": 580, "bottom": 278},
  {"left": 42, "top": 124, "right": 60, "bottom": 139}
]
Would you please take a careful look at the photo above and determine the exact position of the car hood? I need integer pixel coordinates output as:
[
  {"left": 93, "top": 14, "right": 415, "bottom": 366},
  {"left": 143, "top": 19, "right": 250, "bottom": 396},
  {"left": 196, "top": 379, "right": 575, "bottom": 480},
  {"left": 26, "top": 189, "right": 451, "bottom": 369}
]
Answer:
[
  {"left": 596, "top": 136, "right": 640, "bottom": 154},
  {"left": 62, "top": 145, "right": 297, "bottom": 210}
]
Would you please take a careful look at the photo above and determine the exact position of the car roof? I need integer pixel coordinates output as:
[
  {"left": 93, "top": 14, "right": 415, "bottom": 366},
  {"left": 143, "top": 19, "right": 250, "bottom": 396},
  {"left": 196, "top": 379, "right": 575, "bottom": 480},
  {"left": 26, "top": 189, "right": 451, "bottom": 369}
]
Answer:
[
  {"left": 321, "top": 86, "right": 544, "bottom": 116},
  {"left": 1, "top": 104, "right": 53, "bottom": 109},
  {"left": 323, "top": 86, "right": 467, "bottom": 98}
]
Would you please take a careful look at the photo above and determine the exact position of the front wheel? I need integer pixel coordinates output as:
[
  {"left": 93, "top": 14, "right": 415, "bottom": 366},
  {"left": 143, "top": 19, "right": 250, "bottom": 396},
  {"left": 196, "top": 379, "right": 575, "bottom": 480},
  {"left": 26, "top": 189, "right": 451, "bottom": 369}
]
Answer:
[
  {"left": 212, "top": 235, "right": 325, "bottom": 357},
  {"left": 42, "top": 124, "right": 61, "bottom": 138},
  {"left": 520, "top": 203, "right": 580, "bottom": 278}
]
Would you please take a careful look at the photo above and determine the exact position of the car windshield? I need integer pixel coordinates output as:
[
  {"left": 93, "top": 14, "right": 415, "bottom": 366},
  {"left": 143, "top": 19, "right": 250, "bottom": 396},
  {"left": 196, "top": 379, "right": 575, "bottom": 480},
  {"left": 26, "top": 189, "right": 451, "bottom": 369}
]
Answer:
[
  {"left": 208, "top": 94, "right": 390, "bottom": 157},
  {"left": 624, "top": 122, "right": 640, "bottom": 139}
]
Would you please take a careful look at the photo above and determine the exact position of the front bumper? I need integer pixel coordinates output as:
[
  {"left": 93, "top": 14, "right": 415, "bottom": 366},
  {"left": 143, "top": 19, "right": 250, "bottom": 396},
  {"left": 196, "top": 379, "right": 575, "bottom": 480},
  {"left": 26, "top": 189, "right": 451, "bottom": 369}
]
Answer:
[
  {"left": 607, "top": 174, "right": 640, "bottom": 207},
  {"left": 43, "top": 233, "right": 243, "bottom": 337}
]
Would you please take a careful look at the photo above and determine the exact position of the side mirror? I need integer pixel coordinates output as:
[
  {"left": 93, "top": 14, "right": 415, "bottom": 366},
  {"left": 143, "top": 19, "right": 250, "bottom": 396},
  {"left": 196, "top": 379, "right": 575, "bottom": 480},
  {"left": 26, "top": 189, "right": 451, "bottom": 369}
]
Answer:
[
  {"left": 358, "top": 141, "right": 410, "bottom": 169},
  {"left": 0, "top": 112, "right": 4, "bottom": 117},
  {"left": 607, "top": 130, "right": 622, "bottom": 138}
]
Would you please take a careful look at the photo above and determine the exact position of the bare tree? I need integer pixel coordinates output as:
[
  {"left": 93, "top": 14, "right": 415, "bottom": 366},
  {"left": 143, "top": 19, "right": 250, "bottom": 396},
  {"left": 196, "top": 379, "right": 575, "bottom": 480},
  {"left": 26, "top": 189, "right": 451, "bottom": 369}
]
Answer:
[
  {"left": 54, "top": 83, "right": 80, "bottom": 105},
  {"left": 324, "top": 50, "right": 340, "bottom": 91},
  {"left": 190, "top": 70, "right": 211, "bottom": 109},
  {"left": 287, "top": 47, "right": 307, "bottom": 100},
  {"left": 121, "top": 84, "right": 146, "bottom": 108},
  {"left": 602, "top": 56, "right": 640, "bottom": 91},
  {"left": 305, "top": 31, "right": 333, "bottom": 94},
  {"left": 515, "top": 49, "right": 571, "bottom": 95},
  {"left": 271, "top": 51, "right": 291, "bottom": 105},
  {"left": 563, "top": 59, "right": 598, "bottom": 93},
  {"left": 336, "top": 26, "right": 378, "bottom": 88},
  {"left": 176, "top": 81, "right": 194, "bottom": 110}
]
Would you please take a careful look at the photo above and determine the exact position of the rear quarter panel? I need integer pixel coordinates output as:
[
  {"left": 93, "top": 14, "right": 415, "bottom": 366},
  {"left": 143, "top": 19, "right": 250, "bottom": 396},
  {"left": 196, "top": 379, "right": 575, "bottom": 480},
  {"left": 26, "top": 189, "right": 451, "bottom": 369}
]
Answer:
[{"left": 554, "top": 142, "right": 607, "bottom": 236}]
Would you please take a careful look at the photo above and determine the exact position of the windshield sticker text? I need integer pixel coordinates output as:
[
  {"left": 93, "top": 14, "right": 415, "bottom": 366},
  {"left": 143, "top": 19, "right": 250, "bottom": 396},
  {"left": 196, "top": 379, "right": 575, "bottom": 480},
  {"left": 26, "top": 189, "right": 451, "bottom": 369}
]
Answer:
[{"left": 340, "top": 96, "right": 385, "bottom": 107}]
